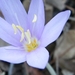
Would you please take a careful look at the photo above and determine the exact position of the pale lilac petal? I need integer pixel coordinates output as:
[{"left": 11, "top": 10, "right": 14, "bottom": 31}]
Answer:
[
  {"left": 28, "top": 0, "right": 45, "bottom": 39},
  {"left": 0, "top": 0, "right": 28, "bottom": 30},
  {"left": 40, "top": 10, "right": 71, "bottom": 47},
  {"left": 27, "top": 47, "right": 49, "bottom": 69},
  {"left": 0, "top": 17, "right": 21, "bottom": 46},
  {"left": 0, "top": 46, "right": 26, "bottom": 63}
]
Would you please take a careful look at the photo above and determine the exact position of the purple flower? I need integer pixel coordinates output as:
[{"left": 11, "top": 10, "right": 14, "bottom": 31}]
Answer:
[{"left": 0, "top": 0, "right": 70, "bottom": 69}]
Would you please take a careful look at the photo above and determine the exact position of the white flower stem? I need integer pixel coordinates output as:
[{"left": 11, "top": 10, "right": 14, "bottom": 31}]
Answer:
[{"left": 46, "top": 63, "right": 56, "bottom": 75}]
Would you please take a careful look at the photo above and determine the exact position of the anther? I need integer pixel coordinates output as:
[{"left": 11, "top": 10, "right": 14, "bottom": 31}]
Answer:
[
  {"left": 20, "top": 32, "right": 25, "bottom": 42},
  {"left": 25, "top": 31, "right": 31, "bottom": 44},
  {"left": 12, "top": 24, "right": 17, "bottom": 34},
  {"left": 32, "top": 14, "right": 37, "bottom": 23},
  {"left": 16, "top": 26, "right": 24, "bottom": 33}
]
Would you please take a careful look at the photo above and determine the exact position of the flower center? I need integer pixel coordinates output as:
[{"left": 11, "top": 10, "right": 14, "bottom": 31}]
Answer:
[
  {"left": 12, "top": 24, "right": 39, "bottom": 52},
  {"left": 24, "top": 38, "right": 38, "bottom": 52}
]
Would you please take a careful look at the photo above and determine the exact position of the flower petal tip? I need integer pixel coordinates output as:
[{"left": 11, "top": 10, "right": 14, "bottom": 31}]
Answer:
[
  {"left": 64, "top": 10, "right": 71, "bottom": 20},
  {"left": 66, "top": 10, "right": 71, "bottom": 15},
  {"left": 68, "top": 10, "right": 71, "bottom": 14},
  {"left": 64, "top": 10, "right": 71, "bottom": 17}
]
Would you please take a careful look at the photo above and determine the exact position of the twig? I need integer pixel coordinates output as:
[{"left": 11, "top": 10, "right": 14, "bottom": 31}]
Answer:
[
  {"left": 69, "top": 17, "right": 75, "bottom": 21},
  {"left": 66, "top": 5, "right": 75, "bottom": 14}
]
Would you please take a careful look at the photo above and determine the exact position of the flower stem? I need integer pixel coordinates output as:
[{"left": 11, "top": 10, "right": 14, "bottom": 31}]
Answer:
[
  {"left": 46, "top": 63, "right": 56, "bottom": 75},
  {"left": 24, "top": 62, "right": 29, "bottom": 75},
  {"left": 8, "top": 63, "right": 14, "bottom": 75}
]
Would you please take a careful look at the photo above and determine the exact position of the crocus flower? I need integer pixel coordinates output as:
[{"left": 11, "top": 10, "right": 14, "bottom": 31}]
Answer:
[{"left": 0, "top": 0, "right": 70, "bottom": 69}]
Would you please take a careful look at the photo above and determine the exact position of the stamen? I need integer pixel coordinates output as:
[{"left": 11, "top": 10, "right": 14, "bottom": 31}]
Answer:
[
  {"left": 12, "top": 24, "right": 17, "bottom": 34},
  {"left": 27, "top": 29, "right": 31, "bottom": 38},
  {"left": 24, "top": 38, "right": 39, "bottom": 52},
  {"left": 32, "top": 14, "right": 37, "bottom": 23},
  {"left": 16, "top": 26, "right": 24, "bottom": 33},
  {"left": 12, "top": 24, "right": 25, "bottom": 42},
  {"left": 25, "top": 31, "right": 31, "bottom": 44},
  {"left": 12, "top": 24, "right": 39, "bottom": 52},
  {"left": 20, "top": 32, "right": 25, "bottom": 42},
  {"left": 16, "top": 26, "right": 25, "bottom": 42}
]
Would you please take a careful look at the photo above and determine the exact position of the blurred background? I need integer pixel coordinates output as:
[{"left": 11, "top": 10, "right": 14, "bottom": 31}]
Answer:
[{"left": 0, "top": 0, "right": 75, "bottom": 75}]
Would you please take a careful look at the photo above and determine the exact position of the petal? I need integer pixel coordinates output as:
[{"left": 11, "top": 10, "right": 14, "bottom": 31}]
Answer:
[
  {"left": 0, "top": 17, "right": 21, "bottom": 46},
  {"left": 27, "top": 47, "right": 49, "bottom": 69},
  {"left": 0, "top": 0, "right": 28, "bottom": 30},
  {"left": 28, "top": 0, "right": 45, "bottom": 39},
  {"left": 0, "top": 46, "right": 26, "bottom": 63},
  {"left": 40, "top": 10, "right": 71, "bottom": 47}
]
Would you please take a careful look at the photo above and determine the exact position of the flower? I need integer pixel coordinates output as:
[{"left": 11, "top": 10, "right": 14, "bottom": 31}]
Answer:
[{"left": 0, "top": 0, "right": 70, "bottom": 69}]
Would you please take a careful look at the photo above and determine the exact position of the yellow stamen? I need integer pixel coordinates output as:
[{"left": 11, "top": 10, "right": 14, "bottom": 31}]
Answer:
[
  {"left": 25, "top": 31, "right": 31, "bottom": 44},
  {"left": 12, "top": 24, "right": 17, "bottom": 34},
  {"left": 12, "top": 25, "right": 25, "bottom": 42},
  {"left": 16, "top": 25, "right": 24, "bottom": 33},
  {"left": 20, "top": 32, "right": 25, "bottom": 42},
  {"left": 25, "top": 38, "right": 38, "bottom": 52},
  {"left": 16, "top": 26, "right": 25, "bottom": 42},
  {"left": 27, "top": 29, "right": 31, "bottom": 38},
  {"left": 12, "top": 24, "right": 39, "bottom": 52}
]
